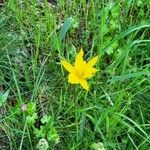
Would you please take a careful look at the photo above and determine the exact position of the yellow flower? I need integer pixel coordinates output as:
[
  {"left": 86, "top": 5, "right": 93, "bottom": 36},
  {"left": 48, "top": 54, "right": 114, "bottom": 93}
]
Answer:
[{"left": 61, "top": 49, "right": 98, "bottom": 91}]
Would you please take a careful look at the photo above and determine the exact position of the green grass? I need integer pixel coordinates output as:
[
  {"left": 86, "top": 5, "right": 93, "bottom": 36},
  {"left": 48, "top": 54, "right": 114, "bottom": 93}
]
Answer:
[{"left": 0, "top": 0, "right": 150, "bottom": 150}]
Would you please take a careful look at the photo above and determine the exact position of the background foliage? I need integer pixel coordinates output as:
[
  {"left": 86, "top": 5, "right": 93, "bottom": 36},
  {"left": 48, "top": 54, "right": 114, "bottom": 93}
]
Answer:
[{"left": 0, "top": 0, "right": 150, "bottom": 149}]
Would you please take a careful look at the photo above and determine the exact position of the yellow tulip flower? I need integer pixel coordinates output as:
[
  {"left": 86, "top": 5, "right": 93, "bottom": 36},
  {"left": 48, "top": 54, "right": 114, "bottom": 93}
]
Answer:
[{"left": 61, "top": 49, "right": 98, "bottom": 91}]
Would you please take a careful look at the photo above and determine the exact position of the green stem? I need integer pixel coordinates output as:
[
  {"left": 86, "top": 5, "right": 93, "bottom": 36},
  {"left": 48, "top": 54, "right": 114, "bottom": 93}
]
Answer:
[
  {"left": 74, "top": 86, "right": 78, "bottom": 142},
  {"left": 19, "top": 121, "right": 27, "bottom": 150}
]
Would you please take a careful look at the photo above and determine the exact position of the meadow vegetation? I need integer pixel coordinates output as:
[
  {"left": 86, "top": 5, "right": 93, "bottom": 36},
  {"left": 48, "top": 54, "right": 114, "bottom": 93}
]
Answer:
[{"left": 0, "top": 0, "right": 150, "bottom": 149}]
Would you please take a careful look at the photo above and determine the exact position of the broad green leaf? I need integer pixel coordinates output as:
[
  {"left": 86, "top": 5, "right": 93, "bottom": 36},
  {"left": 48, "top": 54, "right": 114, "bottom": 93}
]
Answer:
[{"left": 59, "top": 17, "right": 74, "bottom": 41}]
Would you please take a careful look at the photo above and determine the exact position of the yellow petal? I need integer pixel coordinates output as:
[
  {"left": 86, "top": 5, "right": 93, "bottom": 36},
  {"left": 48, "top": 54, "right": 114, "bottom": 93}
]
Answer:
[
  {"left": 75, "top": 48, "right": 86, "bottom": 67},
  {"left": 68, "top": 73, "right": 79, "bottom": 84},
  {"left": 87, "top": 56, "right": 98, "bottom": 67},
  {"left": 76, "top": 48, "right": 84, "bottom": 60},
  {"left": 61, "top": 60, "right": 74, "bottom": 73},
  {"left": 79, "top": 79, "right": 89, "bottom": 91},
  {"left": 84, "top": 67, "right": 97, "bottom": 78}
]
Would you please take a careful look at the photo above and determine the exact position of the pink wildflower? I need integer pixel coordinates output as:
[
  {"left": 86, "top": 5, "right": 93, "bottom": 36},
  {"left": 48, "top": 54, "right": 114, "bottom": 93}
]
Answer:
[{"left": 21, "top": 104, "right": 27, "bottom": 112}]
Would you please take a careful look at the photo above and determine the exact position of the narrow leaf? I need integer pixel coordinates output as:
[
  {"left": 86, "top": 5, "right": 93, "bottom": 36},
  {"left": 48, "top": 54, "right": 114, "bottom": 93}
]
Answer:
[
  {"left": 0, "top": 90, "right": 9, "bottom": 107},
  {"left": 109, "top": 71, "right": 150, "bottom": 82}
]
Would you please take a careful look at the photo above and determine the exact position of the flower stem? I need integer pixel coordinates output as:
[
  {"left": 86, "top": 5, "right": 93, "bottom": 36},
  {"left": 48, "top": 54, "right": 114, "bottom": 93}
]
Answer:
[{"left": 74, "top": 86, "right": 79, "bottom": 142}]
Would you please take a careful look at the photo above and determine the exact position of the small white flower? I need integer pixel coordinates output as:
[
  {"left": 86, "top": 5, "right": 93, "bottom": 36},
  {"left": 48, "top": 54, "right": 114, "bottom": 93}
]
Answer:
[{"left": 36, "top": 138, "right": 49, "bottom": 150}]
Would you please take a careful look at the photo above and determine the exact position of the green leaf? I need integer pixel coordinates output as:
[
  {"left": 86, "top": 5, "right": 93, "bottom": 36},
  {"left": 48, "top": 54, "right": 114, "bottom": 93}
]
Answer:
[
  {"left": 109, "top": 71, "right": 150, "bottom": 82},
  {"left": 118, "top": 113, "right": 149, "bottom": 138},
  {"left": 26, "top": 102, "right": 36, "bottom": 115},
  {"left": 47, "top": 127, "right": 59, "bottom": 143},
  {"left": 34, "top": 128, "right": 45, "bottom": 138},
  {"left": 0, "top": 90, "right": 9, "bottom": 107},
  {"left": 59, "top": 17, "right": 74, "bottom": 41},
  {"left": 41, "top": 115, "right": 51, "bottom": 124},
  {"left": 26, "top": 113, "right": 38, "bottom": 125},
  {"left": 101, "top": 24, "right": 150, "bottom": 55}
]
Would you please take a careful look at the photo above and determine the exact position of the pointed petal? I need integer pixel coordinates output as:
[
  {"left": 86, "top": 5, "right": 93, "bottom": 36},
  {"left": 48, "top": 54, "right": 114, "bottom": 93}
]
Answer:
[
  {"left": 87, "top": 56, "right": 98, "bottom": 67},
  {"left": 76, "top": 48, "right": 84, "bottom": 60},
  {"left": 84, "top": 68, "right": 98, "bottom": 78},
  {"left": 79, "top": 79, "right": 89, "bottom": 91},
  {"left": 68, "top": 73, "right": 79, "bottom": 84},
  {"left": 75, "top": 48, "right": 86, "bottom": 67},
  {"left": 61, "top": 60, "right": 74, "bottom": 73}
]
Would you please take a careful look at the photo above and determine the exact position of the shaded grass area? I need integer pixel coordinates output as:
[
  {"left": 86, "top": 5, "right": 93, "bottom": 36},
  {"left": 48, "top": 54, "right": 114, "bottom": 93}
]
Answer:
[{"left": 0, "top": 0, "right": 150, "bottom": 150}]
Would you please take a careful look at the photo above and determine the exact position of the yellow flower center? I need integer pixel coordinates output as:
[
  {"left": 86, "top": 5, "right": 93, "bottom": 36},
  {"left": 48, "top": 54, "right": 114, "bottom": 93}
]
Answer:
[{"left": 76, "top": 71, "right": 84, "bottom": 79}]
